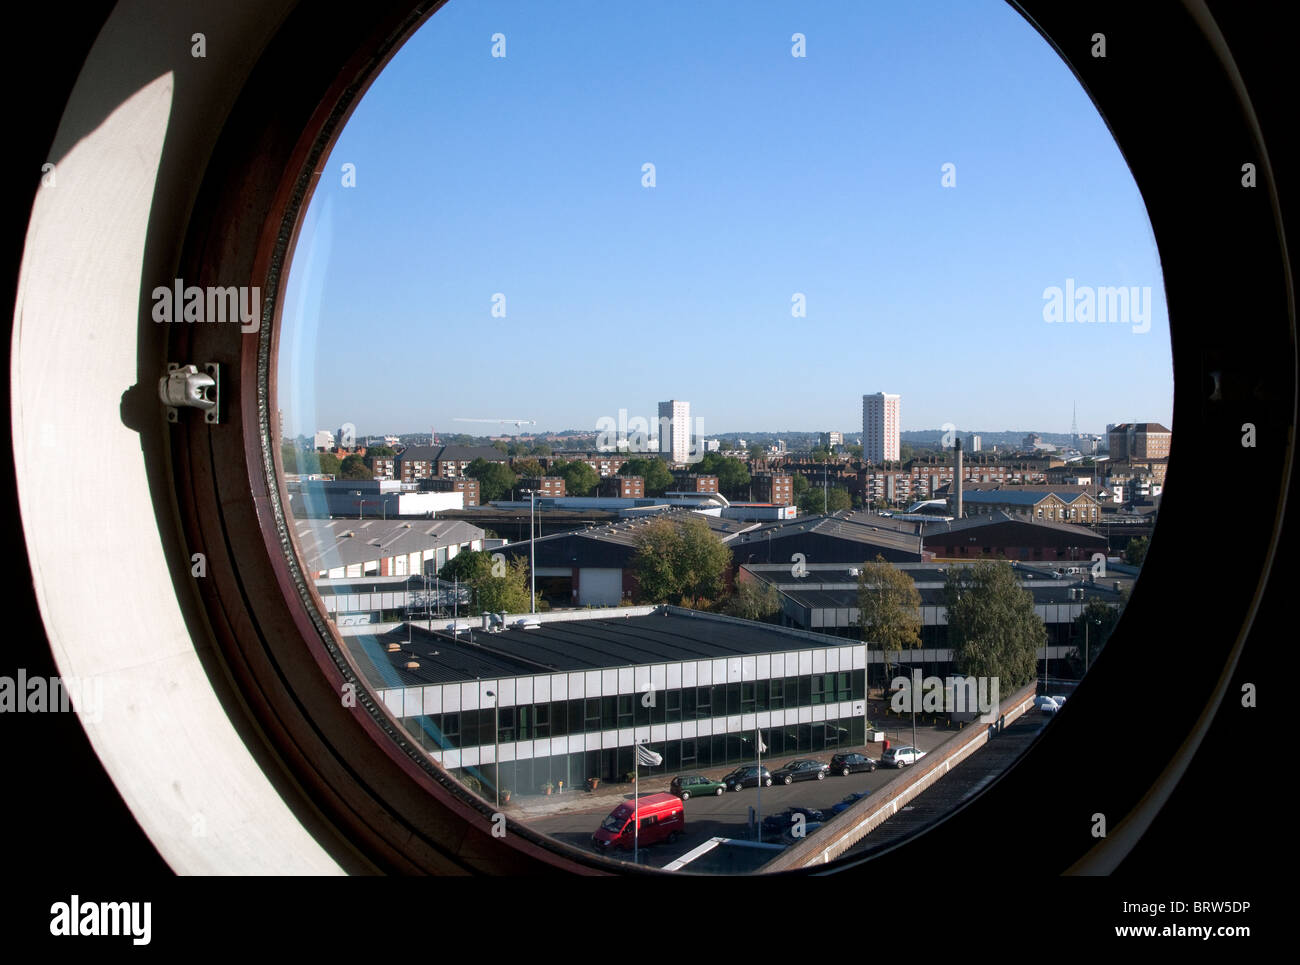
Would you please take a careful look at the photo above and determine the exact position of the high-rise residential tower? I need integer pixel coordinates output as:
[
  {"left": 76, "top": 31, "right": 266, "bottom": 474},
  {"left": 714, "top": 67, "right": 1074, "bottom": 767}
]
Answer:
[
  {"left": 658, "top": 400, "right": 692, "bottom": 464},
  {"left": 861, "top": 392, "right": 901, "bottom": 463}
]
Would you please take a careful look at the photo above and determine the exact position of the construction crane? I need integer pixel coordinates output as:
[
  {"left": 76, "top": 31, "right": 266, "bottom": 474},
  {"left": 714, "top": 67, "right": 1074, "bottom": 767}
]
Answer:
[{"left": 453, "top": 418, "right": 537, "bottom": 432}]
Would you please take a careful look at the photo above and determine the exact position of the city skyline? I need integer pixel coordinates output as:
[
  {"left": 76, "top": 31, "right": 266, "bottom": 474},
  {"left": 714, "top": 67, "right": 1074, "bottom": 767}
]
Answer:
[{"left": 278, "top": 0, "right": 1173, "bottom": 438}]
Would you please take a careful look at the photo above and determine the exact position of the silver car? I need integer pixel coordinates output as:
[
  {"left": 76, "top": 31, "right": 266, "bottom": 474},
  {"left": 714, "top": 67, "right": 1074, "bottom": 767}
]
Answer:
[{"left": 881, "top": 745, "right": 926, "bottom": 768}]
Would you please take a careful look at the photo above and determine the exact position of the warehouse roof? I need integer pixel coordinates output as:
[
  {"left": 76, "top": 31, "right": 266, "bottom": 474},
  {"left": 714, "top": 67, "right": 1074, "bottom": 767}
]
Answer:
[{"left": 293, "top": 517, "right": 485, "bottom": 571}]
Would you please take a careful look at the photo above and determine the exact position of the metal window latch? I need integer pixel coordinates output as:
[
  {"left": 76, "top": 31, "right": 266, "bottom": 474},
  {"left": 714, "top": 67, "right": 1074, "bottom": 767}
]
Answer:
[{"left": 159, "top": 363, "right": 220, "bottom": 423}]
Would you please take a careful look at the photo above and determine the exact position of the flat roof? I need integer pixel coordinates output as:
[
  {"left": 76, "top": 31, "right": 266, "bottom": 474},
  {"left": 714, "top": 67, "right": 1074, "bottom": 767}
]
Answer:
[{"left": 346, "top": 609, "right": 859, "bottom": 688}]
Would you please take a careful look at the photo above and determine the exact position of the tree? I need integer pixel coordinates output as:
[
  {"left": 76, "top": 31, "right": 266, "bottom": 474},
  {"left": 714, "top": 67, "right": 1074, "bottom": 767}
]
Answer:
[
  {"left": 339, "top": 454, "right": 371, "bottom": 480},
  {"left": 676, "top": 515, "right": 733, "bottom": 604},
  {"left": 619, "top": 457, "right": 673, "bottom": 496},
  {"left": 555, "top": 460, "right": 599, "bottom": 496},
  {"left": 797, "top": 485, "right": 851, "bottom": 515},
  {"left": 437, "top": 551, "right": 531, "bottom": 614},
  {"left": 943, "top": 560, "right": 1045, "bottom": 691},
  {"left": 1124, "top": 535, "right": 1149, "bottom": 566},
  {"left": 748, "top": 443, "right": 766, "bottom": 462},
  {"left": 791, "top": 474, "right": 810, "bottom": 497},
  {"left": 364, "top": 445, "right": 395, "bottom": 467},
  {"left": 474, "top": 558, "right": 532, "bottom": 614},
  {"left": 466, "top": 458, "right": 517, "bottom": 502},
  {"left": 629, "top": 516, "right": 731, "bottom": 606},
  {"left": 724, "top": 580, "right": 781, "bottom": 622},
  {"left": 1069, "top": 599, "right": 1122, "bottom": 674},
  {"left": 858, "top": 555, "right": 922, "bottom": 681},
  {"left": 317, "top": 452, "right": 341, "bottom": 477},
  {"left": 511, "top": 458, "right": 545, "bottom": 479}
]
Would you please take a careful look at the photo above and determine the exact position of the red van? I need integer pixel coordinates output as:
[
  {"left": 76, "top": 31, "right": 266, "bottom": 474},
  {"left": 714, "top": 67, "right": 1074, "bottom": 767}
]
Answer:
[{"left": 591, "top": 793, "right": 685, "bottom": 853}]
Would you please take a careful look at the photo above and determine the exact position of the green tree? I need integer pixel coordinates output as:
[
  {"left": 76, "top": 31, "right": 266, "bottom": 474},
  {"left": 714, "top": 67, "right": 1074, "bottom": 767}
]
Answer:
[
  {"left": 1069, "top": 598, "right": 1122, "bottom": 674},
  {"left": 466, "top": 458, "right": 518, "bottom": 502},
  {"left": 724, "top": 580, "right": 781, "bottom": 622},
  {"left": 619, "top": 457, "right": 673, "bottom": 496},
  {"left": 1124, "top": 535, "right": 1149, "bottom": 566},
  {"left": 555, "top": 460, "right": 599, "bottom": 496},
  {"left": 438, "top": 549, "right": 494, "bottom": 585},
  {"left": 363, "top": 445, "right": 395, "bottom": 467},
  {"left": 858, "top": 555, "right": 922, "bottom": 680},
  {"left": 339, "top": 454, "right": 371, "bottom": 480},
  {"left": 317, "top": 452, "right": 341, "bottom": 477},
  {"left": 438, "top": 551, "right": 531, "bottom": 614},
  {"left": 748, "top": 443, "right": 766, "bottom": 462},
  {"left": 943, "top": 560, "right": 1045, "bottom": 690},
  {"left": 797, "top": 485, "right": 851, "bottom": 515},
  {"left": 677, "top": 515, "right": 733, "bottom": 605},
  {"left": 511, "top": 458, "right": 545, "bottom": 479},
  {"left": 630, "top": 516, "right": 731, "bottom": 606},
  {"left": 791, "top": 474, "right": 810, "bottom": 497},
  {"left": 475, "top": 558, "right": 532, "bottom": 614}
]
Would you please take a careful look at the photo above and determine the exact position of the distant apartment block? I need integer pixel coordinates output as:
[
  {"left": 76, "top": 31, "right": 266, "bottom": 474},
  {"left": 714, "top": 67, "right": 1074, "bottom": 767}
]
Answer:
[
  {"left": 752, "top": 472, "right": 794, "bottom": 506},
  {"left": 520, "top": 476, "right": 566, "bottom": 498},
  {"left": 394, "top": 445, "right": 505, "bottom": 482},
  {"left": 819, "top": 431, "right": 844, "bottom": 450},
  {"left": 418, "top": 476, "right": 480, "bottom": 507},
  {"left": 672, "top": 473, "right": 718, "bottom": 494},
  {"left": 1107, "top": 422, "right": 1172, "bottom": 461},
  {"left": 658, "top": 400, "right": 692, "bottom": 464},
  {"left": 967, "top": 433, "right": 981, "bottom": 452},
  {"left": 862, "top": 393, "right": 901, "bottom": 463},
  {"left": 314, "top": 429, "right": 336, "bottom": 452},
  {"left": 599, "top": 475, "right": 644, "bottom": 498}
]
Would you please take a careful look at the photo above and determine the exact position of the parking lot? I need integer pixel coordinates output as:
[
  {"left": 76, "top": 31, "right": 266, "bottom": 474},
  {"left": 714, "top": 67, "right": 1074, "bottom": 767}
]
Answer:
[{"left": 524, "top": 714, "right": 957, "bottom": 868}]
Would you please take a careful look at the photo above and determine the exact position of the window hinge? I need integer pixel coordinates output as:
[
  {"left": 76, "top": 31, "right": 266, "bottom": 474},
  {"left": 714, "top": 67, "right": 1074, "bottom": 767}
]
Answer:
[{"left": 159, "top": 363, "right": 220, "bottom": 423}]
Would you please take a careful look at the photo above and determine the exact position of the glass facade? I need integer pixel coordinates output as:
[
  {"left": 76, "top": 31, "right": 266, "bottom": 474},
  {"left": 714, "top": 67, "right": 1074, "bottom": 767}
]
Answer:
[{"left": 397, "top": 668, "right": 866, "bottom": 798}]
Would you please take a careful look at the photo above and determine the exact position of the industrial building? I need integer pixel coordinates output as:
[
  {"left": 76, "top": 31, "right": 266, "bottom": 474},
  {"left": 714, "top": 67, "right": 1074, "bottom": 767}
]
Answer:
[
  {"left": 347, "top": 606, "right": 871, "bottom": 797},
  {"left": 293, "top": 516, "right": 487, "bottom": 579}
]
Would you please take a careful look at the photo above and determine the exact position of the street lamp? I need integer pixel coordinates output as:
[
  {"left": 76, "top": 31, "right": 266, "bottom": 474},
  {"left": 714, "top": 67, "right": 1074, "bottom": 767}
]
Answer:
[
  {"left": 485, "top": 689, "right": 499, "bottom": 808},
  {"left": 520, "top": 488, "right": 538, "bottom": 613},
  {"left": 1085, "top": 616, "right": 1102, "bottom": 673}
]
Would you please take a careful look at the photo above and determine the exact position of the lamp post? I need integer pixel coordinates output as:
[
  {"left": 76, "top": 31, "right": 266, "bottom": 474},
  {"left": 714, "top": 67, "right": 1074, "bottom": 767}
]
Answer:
[
  {"left": 485, "top": 689, "right": 499, "bottom": 808},
  {"left": 520, "top": 488, "right": 537, "bottom": 613}
]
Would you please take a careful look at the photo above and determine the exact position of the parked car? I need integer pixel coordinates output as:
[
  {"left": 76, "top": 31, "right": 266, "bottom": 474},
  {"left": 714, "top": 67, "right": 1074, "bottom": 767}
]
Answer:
[
  {"left": 829, "top": 791, "right": 871, "bottom": 816},
  {"left": 830, "top": 752, "right": 877, "bottom": 777},
  {"left": 761, "top": 806, "right": 826, "bottom": 841},
  {"left": 880, "top": 745, "right": 926, "bottom": 768},
  {"left": 1035, "top": 695, "right": 1060, "bottom": 714},
  {"left": 669, "top": 774, "right": 726, "bottom": 800},
  {"left": 722, "top": 765, "right": 773, "bottom": 791},
  {"left": 591, "top": 793, "right": 684, "bottom": 853},
  {"left": 780, "top": 821, "right": 823, "bottom": 845},
  {"left": 770, "top": 759, "right": 830, "bottom": 785}
]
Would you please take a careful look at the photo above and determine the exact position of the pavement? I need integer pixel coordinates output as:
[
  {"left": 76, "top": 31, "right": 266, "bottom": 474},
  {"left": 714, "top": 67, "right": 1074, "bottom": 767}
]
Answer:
[{"left": 501, "top": 695, "right": 966, "bottom": 821}]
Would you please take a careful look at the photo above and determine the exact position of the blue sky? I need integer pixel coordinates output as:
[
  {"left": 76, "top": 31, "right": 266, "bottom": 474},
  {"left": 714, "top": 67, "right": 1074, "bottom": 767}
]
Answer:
[{"left": 278, "top": 0, "right": 1172, "bottom": 440}]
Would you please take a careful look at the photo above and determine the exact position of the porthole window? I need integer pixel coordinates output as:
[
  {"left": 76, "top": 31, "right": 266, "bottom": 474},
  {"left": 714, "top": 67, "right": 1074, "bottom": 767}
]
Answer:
[{"left": 272, "top": 0, "right": 1170, "bottom": 872}]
